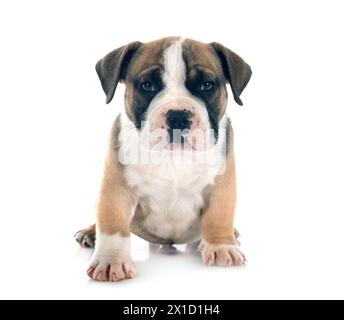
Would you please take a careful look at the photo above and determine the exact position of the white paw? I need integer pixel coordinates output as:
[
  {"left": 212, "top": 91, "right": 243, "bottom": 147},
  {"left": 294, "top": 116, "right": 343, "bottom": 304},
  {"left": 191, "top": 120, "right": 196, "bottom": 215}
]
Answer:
[
  {"left": 198, "top": 240, "right": 246, "bottom": 267},
  {"left": 86, "top": 232, "right": 135, "bottom": 282},
  {"left": 87, "top": 253, "right": 136, "bottom": 282}
]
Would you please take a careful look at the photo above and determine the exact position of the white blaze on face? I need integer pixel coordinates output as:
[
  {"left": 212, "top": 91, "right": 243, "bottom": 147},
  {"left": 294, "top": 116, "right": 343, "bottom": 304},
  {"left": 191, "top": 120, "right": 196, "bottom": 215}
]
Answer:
[{"left": 162, "top": 38, "right": 186, "bottom": 94}]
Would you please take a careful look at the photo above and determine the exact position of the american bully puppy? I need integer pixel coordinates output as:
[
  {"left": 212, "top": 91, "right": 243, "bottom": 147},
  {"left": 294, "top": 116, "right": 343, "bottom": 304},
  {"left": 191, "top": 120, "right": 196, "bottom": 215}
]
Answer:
[{"left": 75, "top": 37, "right": 252, "bottom": 281}]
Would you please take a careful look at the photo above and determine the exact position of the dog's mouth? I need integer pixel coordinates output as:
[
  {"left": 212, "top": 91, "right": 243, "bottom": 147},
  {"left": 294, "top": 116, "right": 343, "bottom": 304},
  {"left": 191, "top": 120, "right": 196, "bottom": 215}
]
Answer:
[
  {"left": 146, "top": 128, "right": 213, "bottom": 152},
  {"left": 166, "top": 129, "right": 192, "bottom": 150}
]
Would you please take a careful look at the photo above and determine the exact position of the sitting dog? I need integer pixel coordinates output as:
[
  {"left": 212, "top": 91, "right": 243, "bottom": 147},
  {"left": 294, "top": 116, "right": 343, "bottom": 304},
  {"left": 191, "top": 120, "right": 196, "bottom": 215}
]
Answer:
[{"left": 75, "top": 37, "right": 252, "bottom": 281}]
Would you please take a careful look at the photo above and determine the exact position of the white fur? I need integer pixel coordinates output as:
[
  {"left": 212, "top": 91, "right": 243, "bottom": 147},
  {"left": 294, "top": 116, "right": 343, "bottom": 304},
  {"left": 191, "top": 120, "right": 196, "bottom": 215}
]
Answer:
[
  {"left": 93, "top": 231, "right": 130, "bottom": 257},
  {"left": 88, "top": 232, "right": 135, "bottom": 280},
  {"left": 163, "top": 38, "right": 186, "bottom": 93}
]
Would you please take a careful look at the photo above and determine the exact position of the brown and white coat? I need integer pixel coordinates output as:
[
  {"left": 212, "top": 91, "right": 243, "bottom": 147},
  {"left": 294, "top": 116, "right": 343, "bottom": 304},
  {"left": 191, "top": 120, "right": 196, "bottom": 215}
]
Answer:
[{"left": 75, "top": 37, "right": 252, "bottom": 282}]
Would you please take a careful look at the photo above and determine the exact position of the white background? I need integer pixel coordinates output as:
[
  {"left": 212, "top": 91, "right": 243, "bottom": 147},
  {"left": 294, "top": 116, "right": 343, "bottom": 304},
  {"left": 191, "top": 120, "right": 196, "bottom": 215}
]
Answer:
[{"left": 0, "top": 0, "right": 344, "bottom": 300}]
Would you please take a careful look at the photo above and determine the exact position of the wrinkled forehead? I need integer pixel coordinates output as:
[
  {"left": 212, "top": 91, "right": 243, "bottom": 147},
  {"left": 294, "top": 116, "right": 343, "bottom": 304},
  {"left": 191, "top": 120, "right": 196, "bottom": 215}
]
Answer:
[{"left": 126, "top": 37, "right": 224, "bottom": 80}]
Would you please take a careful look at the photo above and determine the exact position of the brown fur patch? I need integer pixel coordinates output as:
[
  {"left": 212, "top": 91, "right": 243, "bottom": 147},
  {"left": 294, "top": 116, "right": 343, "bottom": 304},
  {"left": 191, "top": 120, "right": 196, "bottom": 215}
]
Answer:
[
  {"left": 96, "top": 116, "right": 137, "bottom": 236},
  {"left": 126, "top": 37, "right": 178, "bottom": 77},
  {"left": 201, "top": 120, "right": 237, "bottom": 245}
]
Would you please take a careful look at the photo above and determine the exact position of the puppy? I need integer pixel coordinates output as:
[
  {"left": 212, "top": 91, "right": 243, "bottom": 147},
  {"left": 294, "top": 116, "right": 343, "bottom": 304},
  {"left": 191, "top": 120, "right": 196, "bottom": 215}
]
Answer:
[{"left": 75, "top": 37, "right": 251, "bottom": 281}]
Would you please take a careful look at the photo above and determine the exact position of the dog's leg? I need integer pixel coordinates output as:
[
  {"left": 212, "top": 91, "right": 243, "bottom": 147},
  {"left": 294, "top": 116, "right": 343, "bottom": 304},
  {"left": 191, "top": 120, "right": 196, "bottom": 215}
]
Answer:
[
  {"left": 75, "top": 224, "right": 96, "bottom": 248},
  {"left": 87, "top": 153, "right": 137, "bottom": 281},
  {"left": 87, "top": 121, "right": 138, "bottom": 282},
  {"left": 199, "top": 132, "right": 246, "bottom": 267}
]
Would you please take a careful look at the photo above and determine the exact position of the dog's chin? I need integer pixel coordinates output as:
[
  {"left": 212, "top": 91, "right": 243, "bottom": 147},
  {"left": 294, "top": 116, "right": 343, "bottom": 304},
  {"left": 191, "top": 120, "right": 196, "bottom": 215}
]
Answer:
[
  {"left": 145, "top": 129, "right": 214, "bottom": 153},
  {"left": 166, "top": 141, "right": 193, "bottom": 151}
]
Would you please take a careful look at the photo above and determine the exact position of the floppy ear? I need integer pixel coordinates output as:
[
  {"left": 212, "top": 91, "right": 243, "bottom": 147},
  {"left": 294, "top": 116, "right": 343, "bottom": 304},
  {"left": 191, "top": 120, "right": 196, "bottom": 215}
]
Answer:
[
  {"left": 96, "top": 41, "right": 141, "bottom": 104},
  {"left": 211, "top": 42, "right": 252, "bottom": 106}
]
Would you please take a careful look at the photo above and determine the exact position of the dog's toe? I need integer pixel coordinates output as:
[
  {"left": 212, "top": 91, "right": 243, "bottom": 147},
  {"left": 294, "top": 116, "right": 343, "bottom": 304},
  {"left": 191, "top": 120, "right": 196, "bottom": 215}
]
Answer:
[
  {"left": 88, "top": 254, "right": 136, "bottom": 282},
  {"left": 198, "top": 240, "right": 246, "bottom": 267}
]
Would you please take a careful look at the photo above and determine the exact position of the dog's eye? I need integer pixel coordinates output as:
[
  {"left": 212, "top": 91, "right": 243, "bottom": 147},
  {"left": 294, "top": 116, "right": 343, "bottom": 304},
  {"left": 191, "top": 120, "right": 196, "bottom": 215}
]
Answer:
[
  {"left": 200, "top": 81, "right": 214, "bottom": 92},
  {"left": 141, "top": 81, "right": 155, "bottom": 92}
]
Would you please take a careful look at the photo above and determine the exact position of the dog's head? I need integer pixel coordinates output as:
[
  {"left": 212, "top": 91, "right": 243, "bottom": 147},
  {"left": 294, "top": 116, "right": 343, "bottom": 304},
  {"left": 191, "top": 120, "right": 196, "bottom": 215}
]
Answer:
[{"left": 96, "top": 37, "right": 251, "bottom": 151}]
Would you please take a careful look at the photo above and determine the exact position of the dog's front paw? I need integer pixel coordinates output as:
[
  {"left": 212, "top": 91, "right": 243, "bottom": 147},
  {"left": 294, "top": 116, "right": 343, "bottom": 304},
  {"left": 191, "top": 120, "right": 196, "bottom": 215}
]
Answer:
[
  {"left": 198, "top": 240, "right": 246, "bottom": 267},
  {"left": 87, "top": 254, "right": 136, "bottom": 282}
]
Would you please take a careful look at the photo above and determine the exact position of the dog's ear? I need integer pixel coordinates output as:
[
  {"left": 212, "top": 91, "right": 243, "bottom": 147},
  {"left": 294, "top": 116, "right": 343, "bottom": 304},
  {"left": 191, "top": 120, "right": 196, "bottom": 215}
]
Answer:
[
  {"left": 210, "top": 42, "right": 252, "bottom": 106},
  {"left": 96, "top": 41, "right": 141, "bottom": 104}
]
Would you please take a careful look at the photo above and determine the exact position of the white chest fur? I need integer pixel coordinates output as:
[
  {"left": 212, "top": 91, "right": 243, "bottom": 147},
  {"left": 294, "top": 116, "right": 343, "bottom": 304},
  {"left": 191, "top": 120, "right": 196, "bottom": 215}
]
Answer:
[
  {"left": 125, "top": 162, "right": 216, "bottom": 242},
  {"left": 118, "top": 112, "right": 227, "bottom": 243}
]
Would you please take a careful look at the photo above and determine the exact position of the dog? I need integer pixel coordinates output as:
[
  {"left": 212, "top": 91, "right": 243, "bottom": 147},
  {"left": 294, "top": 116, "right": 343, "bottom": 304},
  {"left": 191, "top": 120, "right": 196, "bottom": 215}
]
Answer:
[{"left": 75, "top": 37, "right": 252, "bottom": 281}]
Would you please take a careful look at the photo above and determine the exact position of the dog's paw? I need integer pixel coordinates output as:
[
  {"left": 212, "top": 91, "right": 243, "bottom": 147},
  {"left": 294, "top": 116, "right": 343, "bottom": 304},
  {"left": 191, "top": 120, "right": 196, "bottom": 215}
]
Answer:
[
  {"left": 75, "top": 226, "right": 96, "bottom": 248},
  {"left": 87, "top": 254, "right": 136, "bottom": 282},
  {"left": 198, "top": 240, "right": 246, "bottom": 267}
]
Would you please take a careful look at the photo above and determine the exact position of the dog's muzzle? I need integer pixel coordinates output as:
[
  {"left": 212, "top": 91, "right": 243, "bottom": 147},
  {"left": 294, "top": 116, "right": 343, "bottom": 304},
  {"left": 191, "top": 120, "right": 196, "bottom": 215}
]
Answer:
[{"left": 143, "top": 98, "right": 212, "bottom": 151}]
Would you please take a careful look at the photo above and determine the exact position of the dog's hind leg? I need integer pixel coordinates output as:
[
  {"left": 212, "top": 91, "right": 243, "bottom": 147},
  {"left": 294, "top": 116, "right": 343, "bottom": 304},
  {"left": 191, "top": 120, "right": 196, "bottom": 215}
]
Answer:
[{"left": 75, "top": 224, "right": 96, "bottom": 248}]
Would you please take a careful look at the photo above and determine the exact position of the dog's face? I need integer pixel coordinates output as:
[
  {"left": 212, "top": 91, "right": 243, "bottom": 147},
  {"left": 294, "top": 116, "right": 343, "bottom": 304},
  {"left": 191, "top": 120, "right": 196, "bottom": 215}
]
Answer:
[{"left": 96, "top": 37, "right": 251, "bottom": 151}]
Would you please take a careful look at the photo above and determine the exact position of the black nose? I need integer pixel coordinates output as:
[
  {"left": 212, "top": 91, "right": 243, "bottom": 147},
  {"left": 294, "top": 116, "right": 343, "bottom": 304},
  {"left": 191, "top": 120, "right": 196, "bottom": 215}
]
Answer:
[{"left": 166, "top": 110, "right": 191, "bottom": 130}]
